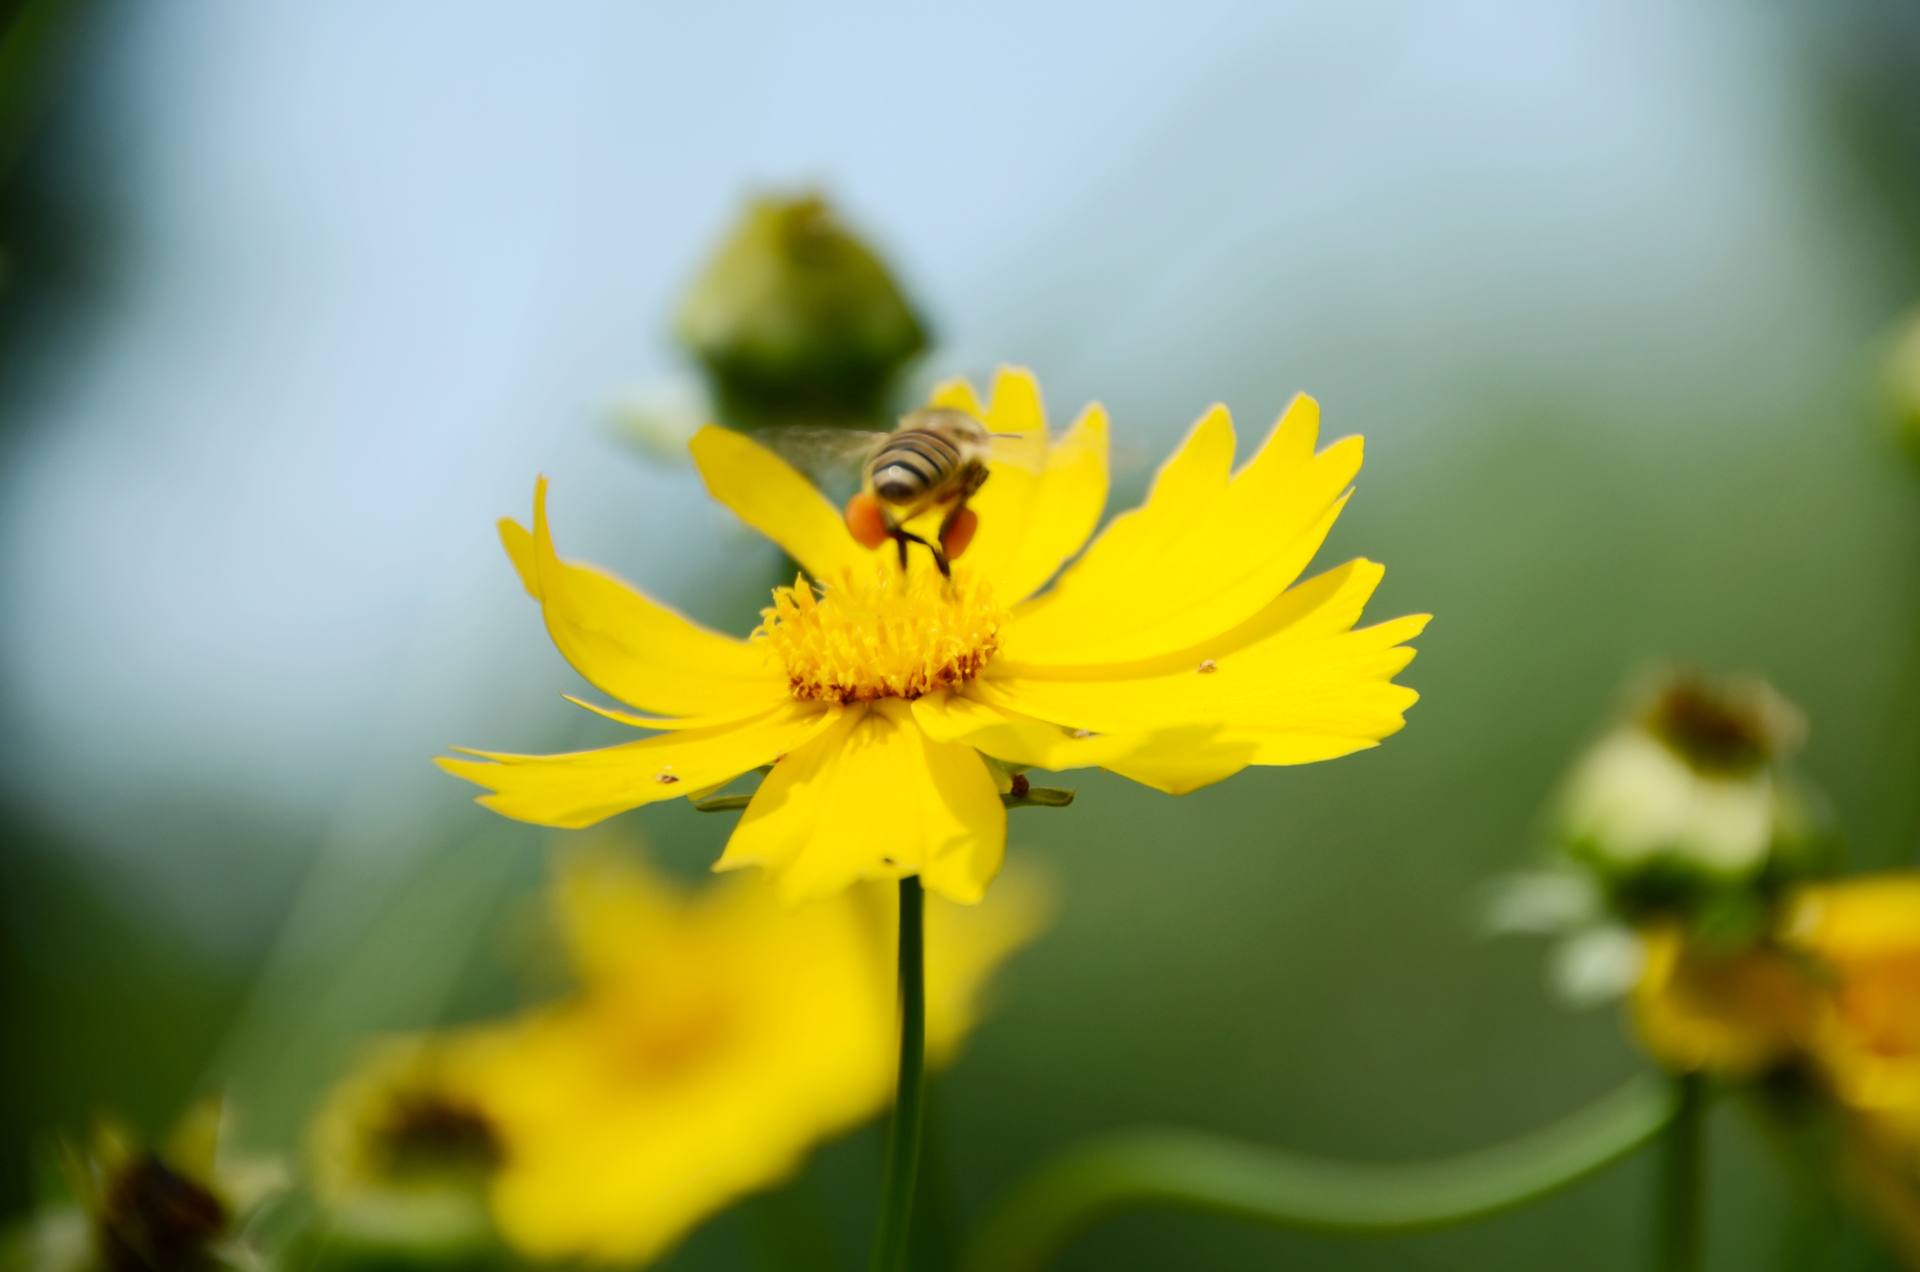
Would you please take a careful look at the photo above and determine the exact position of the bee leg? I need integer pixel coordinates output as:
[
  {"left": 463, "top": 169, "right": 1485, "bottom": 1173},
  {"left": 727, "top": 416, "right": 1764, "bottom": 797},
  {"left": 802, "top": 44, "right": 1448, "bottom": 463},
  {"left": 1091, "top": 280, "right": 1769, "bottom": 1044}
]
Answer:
[{"left": 889, "top": 525, "right": 950, "bottom": 578}]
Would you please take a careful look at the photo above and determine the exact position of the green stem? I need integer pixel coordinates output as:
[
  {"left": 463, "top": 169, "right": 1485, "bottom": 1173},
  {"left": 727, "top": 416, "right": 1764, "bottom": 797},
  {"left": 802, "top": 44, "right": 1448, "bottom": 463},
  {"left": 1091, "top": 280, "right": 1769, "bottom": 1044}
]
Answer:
[
  {"left": 964, "top": 1075, "right": 1678, "bottom": 1272},
  {"left": 912, "top": 1091, "right": 961, "bottom": 1272},
  {"left": 1657, "top": 1073, "right": 1707, "bottom": 1272},
  {"left": 870, "top": 876, "right": 927, "bottom": 1272}
]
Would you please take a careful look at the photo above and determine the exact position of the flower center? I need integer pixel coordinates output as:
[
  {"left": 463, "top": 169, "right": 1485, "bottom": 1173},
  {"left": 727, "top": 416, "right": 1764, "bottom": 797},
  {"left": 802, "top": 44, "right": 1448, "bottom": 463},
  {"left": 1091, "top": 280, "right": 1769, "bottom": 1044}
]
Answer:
[
  {"left": 375, "top": 1094, "right": 502, "bottom": 1177},
  {"left": 756, "top": 567, "right": 1003, "bottom": 703}
]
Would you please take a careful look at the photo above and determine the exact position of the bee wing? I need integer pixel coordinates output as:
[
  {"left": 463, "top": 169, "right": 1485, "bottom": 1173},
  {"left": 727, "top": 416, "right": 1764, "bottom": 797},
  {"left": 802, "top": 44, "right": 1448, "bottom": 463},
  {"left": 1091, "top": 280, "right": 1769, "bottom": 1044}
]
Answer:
[
  {"left": 985, "top": 431, "right": 1048, "bottom": 474},
  {"left": 979, "top": 425, "right": 1154, "bottom": 484},
  {"left": 756, "top": 427, "right": 889, "bottom": 485}
]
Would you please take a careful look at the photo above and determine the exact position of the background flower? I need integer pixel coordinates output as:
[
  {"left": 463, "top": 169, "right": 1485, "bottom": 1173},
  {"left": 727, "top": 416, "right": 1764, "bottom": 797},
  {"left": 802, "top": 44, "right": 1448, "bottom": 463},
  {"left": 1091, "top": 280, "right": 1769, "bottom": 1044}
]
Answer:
[{"left": 314, "top": 849, "right": 1044, "bottom": 1266}]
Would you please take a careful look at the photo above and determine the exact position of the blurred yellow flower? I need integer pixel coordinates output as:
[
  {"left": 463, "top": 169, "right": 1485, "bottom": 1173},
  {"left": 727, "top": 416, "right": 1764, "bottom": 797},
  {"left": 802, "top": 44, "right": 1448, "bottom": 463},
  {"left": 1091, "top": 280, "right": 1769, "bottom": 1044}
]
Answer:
[
  {"left": 1785, "top": 875, "right": 1920, "bottom": 1139},
  {"left": 1629, "top": 925, "right": 1812, "bottom": 1075},
  {"left": 317, "top": 850, "right": 1042, "bottom": 1266},
  {"left": 441, "top": 367, "right": 1427, "bottom": 902},
  {"left": 1629, "top": 871, "right": 1920, "bottom": 1122},
  {"left": 308, "top": 1038, "right": 501, "bottom": 1259},
  {"left": 1783, "top": 875, "right": 1920, "bottom": 1266}
]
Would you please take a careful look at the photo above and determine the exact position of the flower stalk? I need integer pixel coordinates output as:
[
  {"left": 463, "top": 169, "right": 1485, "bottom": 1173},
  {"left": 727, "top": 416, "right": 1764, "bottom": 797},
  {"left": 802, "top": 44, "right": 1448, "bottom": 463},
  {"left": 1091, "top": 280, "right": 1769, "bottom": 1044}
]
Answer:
[
  {"left": 1656, "top": 1073, "right": 1707, "bottom": 1272},
  {"left": 871, "top": 876, "right": 928, "bottom": 1272},
  {"left": 963, "top": 1075, "right": 1678, "bottom": 1272}
]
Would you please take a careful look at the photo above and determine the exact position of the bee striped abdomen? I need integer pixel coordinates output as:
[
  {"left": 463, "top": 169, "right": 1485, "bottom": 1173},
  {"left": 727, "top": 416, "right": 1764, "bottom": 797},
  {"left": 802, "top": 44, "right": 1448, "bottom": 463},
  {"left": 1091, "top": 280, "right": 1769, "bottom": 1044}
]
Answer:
[{"left": 869, "top": 428, "right": 961, "bottom": 503}]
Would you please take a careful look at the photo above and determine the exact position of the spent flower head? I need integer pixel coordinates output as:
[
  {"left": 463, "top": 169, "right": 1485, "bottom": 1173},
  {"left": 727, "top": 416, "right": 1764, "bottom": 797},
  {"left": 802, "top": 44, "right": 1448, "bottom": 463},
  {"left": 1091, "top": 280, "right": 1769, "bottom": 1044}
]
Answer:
[
  {"left": 1557, "top": 671, "right": 1822, "bottom": 918},
  {"left": 5, "top": 1103, "right": 283, "bottom": 1272},
  {"left": 1493, "top": 670, "right": 1828, "bottom": 1007},
  {"left": 440, "top": 368, "right": 1428, "bottom": 903}
]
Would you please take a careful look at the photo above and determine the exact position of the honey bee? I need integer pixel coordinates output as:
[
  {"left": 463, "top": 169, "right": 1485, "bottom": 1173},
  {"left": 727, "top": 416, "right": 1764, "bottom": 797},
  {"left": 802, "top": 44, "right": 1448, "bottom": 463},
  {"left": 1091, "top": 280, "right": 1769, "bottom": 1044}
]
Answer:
[
  {"left": 842, "top": 407, "right": 1001, "bottom": 576},
  {"left": 762, "top": 406, "right": 1035, "bottom": 576}
]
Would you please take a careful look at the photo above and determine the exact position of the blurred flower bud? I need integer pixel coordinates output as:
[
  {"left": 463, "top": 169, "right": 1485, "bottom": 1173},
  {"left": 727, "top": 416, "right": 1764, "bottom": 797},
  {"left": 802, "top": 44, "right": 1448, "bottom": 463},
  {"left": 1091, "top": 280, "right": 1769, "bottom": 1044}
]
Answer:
[
  {"left": 1882, "top": 305, "right": 1920, "bottom": 465},
  {"left": 1558, "top": 673, "right": 1820, "bottom": 912},
  {"left": 675, "top": 192, "right": 929, "bottom": 430},
  {"left": 305, "top": 1039, "right": 502, "bottom": 1266}
]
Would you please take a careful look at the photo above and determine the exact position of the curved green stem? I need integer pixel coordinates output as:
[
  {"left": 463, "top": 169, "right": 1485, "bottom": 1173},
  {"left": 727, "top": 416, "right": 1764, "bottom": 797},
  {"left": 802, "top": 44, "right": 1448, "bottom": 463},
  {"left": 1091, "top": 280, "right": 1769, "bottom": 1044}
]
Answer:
[
  {"left": 964, "top": 1074, "right": 1678, "bottom": 1272},
  {"left": 870, "top": 877, "right": 927, "bottom": 1272},
  {"left": 1656, "top": 1073, "right": 1707, "bottom": 1272}
]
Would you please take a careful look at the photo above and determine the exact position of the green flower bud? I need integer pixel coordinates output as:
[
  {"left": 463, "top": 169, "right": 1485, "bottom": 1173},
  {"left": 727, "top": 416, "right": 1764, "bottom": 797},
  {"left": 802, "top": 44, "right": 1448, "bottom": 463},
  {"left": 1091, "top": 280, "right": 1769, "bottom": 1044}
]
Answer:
[{"left": 675, "top": 193, "right": 929, "bottom": 430}]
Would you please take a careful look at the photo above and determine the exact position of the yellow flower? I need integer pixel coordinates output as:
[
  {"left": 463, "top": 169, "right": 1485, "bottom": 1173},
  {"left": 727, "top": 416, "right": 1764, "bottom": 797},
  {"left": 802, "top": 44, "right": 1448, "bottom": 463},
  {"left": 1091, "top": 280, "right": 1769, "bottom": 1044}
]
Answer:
[
  {"left": 441, "top": 368, "right": 1426, "bottom": 902},
  {"left": 1784, "top": 875, "right": 1920, "bottom": 1139},
  {"left": 1629, "top": 924, "right": 1814, "bottom": 1076},
  {"left": 307, "top": 1038, "right": 501, "bottom": 1257},
  {"left": 1627, "top": 872, "right": 1920, "bottom": 1109},
  {"left": 1780, "top": 875, "right": 1920, "bottom": 1264},
  {"left": 423, "top": 849, "right": 1041, "bottom": 1265}
]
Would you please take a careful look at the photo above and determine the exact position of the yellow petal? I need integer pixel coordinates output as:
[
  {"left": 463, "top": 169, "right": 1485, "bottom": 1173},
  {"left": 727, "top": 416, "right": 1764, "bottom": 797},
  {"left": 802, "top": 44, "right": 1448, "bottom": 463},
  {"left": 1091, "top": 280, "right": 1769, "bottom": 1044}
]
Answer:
[
  {"left": 909, "top": 691, "right": 1206, "bottom": 772},
  {"left": 1001, "top": 402, "right": 1109, "bottom": 600},
  {"left": 1098, "top": 738, "right": 1268, "bottom": 795},
  {"left": 955, "top": 370, "right": 1048, "bottom": 584},
  {"left": 927, "top": 369, "right": 1110, "bottom": 604},
  {"left": 717, "top": 701, "right": 1005, "bottom": 903},
  {"left": 437, "top": 705, "right": 837, "bottom": 829},
  {"left": 688, "top": 424, "right": 869, "bottom": 579},
  {"left": 545, "top": 845, "right": 687, "bottom": 984},
  {"left": 981, "top": 560, "right": 1426, "bottom": 790},
  {"left": 927, "top": 376, "right": 986, "bottom": 417},
  {"left": 502, "top": 478, "right": 784, "bottom": 717},
  {"left": 560, "top": 693, "right": 786, "bottom": 732},
  {"left": 1631, "top": 927, "right": 1812, "bottom": 1075},
  {"left": 912, "top": 694, "right": 1265, "bottom": 795},
  {"left": 1785, "top": 876, "right": 1920, "bottom": 959},
  {"left": 1004, "top": 396, "right": 1364, "bottom": 667}
]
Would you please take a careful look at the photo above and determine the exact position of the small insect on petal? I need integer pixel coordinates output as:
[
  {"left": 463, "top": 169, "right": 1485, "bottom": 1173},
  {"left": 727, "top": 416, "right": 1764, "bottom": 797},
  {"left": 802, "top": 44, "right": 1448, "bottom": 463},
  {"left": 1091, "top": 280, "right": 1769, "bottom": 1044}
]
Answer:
[
  {"left": 843, "top": 492, "right": 892, "bottom": 551},
  {"left": 657, "top": 768, "right": 680, "bottom": 785},
  {"left": 1197, "top": 659, "right": 1218, "bottom": 674},
  {"left": 940, "top": 507, "right": 980, "bottom": 560}
]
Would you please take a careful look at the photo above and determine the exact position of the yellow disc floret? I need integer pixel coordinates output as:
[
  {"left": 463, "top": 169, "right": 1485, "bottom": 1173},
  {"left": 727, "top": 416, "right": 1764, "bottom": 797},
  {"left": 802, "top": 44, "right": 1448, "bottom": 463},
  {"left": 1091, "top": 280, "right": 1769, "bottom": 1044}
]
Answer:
[{"left": 757, "top": 567, "right": 1003, "bottom": 703}]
